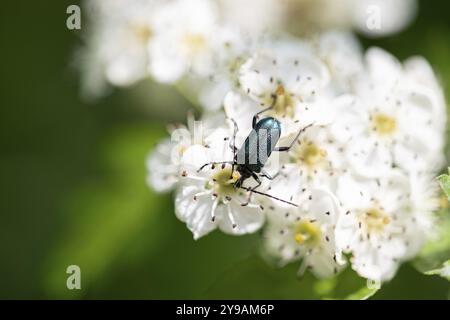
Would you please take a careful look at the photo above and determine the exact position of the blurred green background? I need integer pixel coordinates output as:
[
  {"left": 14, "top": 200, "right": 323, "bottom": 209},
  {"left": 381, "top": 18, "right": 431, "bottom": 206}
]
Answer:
[{"left": 0, "top": 0, "right": 449, "bottom": 299}]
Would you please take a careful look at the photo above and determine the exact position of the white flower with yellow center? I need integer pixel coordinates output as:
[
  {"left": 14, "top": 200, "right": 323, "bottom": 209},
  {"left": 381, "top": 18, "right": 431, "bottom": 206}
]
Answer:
[
  {"left": 148, "top": 0, "right": 222, "bottom": 83},
  {"left": 276, "top": 119, "right": 349, "bottom": 190},
  {"left": 331, "top": 48, "right": 446, "bottom": 177},
  {"left": 175, "top": 130, "right": 265, "bottom": 239},
  {"left": 264, "top": 188, "right": 346, "bottom": 278},
  {"left": 237, "top": 39, "right": 332, "bottom": 136},
  {"left": 335, "top": 171, "right": 431, "bottom": 282},
  {"left": 146, "top": 112, "right": 225, "bottom": 193}
]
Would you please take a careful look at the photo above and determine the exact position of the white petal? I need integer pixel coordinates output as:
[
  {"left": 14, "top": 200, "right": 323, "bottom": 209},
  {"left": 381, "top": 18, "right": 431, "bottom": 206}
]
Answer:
[
  {"left": 146, "top": 139, "right": 179, "bottom": 192},
  {"left": 219, "top": 202, "right": 264, "bottom": 235},
  {"left": 175, "top": 186, "right": 218, "bottom": 239}
]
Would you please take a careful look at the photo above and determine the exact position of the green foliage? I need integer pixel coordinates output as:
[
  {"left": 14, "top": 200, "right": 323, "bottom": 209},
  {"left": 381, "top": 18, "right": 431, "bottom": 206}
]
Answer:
[
  {"left": 424, "top": 260, "right": 450, "bottom": 281},
  {"left": 415, "top": 213, "right": 450, "bottom": 274},
  {"left": 438, "top": 169, "right": 450, "bottom": 201},
  {"left": 43, "top": 125, "right": 168, "bottom": 297}
]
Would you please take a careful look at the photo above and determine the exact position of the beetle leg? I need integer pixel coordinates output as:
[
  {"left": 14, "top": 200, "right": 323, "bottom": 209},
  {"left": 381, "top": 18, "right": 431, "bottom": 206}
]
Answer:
[
  {"left": 274, "top": 123, "right": 314, "bottom": 152},
  {"left": 260, "top": 169, "right": 282, "bottom": 180},
  {"left": 241, "top": 172, "right": 262, "bottom": 206},
  {"left": 252, "top": 94, "right": 277, "bottom": 128}
]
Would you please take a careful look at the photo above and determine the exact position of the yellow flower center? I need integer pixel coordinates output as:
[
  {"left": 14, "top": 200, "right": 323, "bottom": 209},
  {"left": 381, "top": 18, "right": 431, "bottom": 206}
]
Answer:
[
  {"left": 211, "top": 168, "right": 241, "bottom": 197},
  {"left": 439, "top": 195, "right": 449, "bottom": 209},
  {"left": 363, "top": 207, "right": 390, "bottom": 233},
  {"left": 294, "top": 220, "right": 321, "bottom": 246},
  {"left": 131, "top": 23, "right": 153, "bottom": 44},
  {"left": 183, "top": 33, "right": 206, "bottom": 55},
  {"left": 272, "top": 85, "right": 295, "bottom": 118},
  {"left": 372, "top": 113, "right": 397, "bottom": 136},
  {"left": 294, "top": 141, "right": 328, "bottom": 170}
]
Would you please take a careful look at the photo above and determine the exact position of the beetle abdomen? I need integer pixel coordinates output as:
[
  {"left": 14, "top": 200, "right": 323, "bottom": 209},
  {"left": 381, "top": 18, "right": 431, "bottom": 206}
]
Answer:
[{"left": 236, "top": 117, "right": 281, "bottom": 171}]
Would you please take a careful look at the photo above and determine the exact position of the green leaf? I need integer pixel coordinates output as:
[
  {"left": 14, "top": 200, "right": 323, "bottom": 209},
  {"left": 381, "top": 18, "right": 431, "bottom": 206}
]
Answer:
[
  {"left": 344, "top": 285, "right": 379, "bottom": 300},
  {"left": 415, "top": 213, "right": 450, "bottom": 273},
  {"left": 437, "top": 168, "right": 450, "bottom": 200},
  {"left": 424, "top": 260, "right": 450, "bottom": 281}
]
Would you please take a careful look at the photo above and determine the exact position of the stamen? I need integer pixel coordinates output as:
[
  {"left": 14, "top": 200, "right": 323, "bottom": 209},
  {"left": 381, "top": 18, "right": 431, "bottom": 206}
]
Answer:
[
  {"left": 227, "top": 204, "right": 238, "bottom": 229},
  {"left": 211, "top": 199, "right": 219, "bottom": 222}
]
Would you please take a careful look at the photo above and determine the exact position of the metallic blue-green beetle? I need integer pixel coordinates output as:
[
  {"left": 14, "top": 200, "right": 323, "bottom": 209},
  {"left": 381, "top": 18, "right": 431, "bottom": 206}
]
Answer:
[{"left": 198, "top": 106, "right": 312, "bottom": 207}]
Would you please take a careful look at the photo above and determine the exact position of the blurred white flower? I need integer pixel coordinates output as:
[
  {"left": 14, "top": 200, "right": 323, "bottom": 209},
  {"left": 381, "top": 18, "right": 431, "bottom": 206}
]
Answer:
[
  {"left": 81, "top": 0, "right": 159, "bottom": 98},
  {"left": 315, "top": 31, "right": 364, "bottom": 94},
  {"left": 284, "top": 0, "right": 417, "bottom": 38},
  {"left": 146, "top": 138, "right": 180, "bottom": 193},
  {"left": 148, "top": 0, "right": 221, "bottom": 83},
  {"left": 218, "top": 0, "right": 284, "bottom": 35},
  {"left": 264, "top": 187, "right": 346, "bottom": 278},
  {"left": 352, "top": 0, "right": 418, "bottom": 38},
  {"left": 187, "top": 28, "right": 256, "bottom": 110}
]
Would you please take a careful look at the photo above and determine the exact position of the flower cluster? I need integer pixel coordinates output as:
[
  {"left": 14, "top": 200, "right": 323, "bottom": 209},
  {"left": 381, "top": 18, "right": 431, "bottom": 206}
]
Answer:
[{"left": 81, "top": 0, "right": 446, "bottom": 283}]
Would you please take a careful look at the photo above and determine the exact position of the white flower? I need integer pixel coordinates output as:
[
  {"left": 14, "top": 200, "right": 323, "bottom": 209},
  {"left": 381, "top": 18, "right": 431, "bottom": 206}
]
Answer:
[
  {"left": 185, "top": 28, "right": 256, "bottom": 110},
  {"left": 335, "top": 171, "right": 430, "bottom": 282},
  {"left": 331, "top": 48, "right": 446, "bottom": 177},
  {"left": 351, "top": 0, "right": 418, "bottom": 38},
  {"left": 264, "top": 187, "right": 346, "bottom": 278},
  {"left": 217, "top": 0, "right": 284, "bottom": 35},
  {"left": 275, "top": 122, "right": 346, "bottom": 190},
  {"left": 146, "top": 138, "right": 180, "bottom": 193},
  {"left": 81, "top": 0, "right": 159, "bottom": 97},
  {"left": 148, "top": 0, "right": 221, "bottom": 83},
  {"left": 146, "top": 112, "right": 225, "bottom": 193},
  {"left": 315, "top": 31, "right": 364, "bottom": 94},
  {"left": 223, "top": 40, "right": 333, "bottom": 144},
  {"left": 176, "top": 134, "right": 265, "bottom": 239},
  {"left": 239, "top": 38, "right": 331, "bottom": 128}
]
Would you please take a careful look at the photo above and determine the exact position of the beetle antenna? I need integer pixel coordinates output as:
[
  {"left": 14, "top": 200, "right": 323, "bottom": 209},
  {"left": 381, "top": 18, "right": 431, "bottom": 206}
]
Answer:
[{"left": 239, "top": 187, "right": 298, "bottom": 207}]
